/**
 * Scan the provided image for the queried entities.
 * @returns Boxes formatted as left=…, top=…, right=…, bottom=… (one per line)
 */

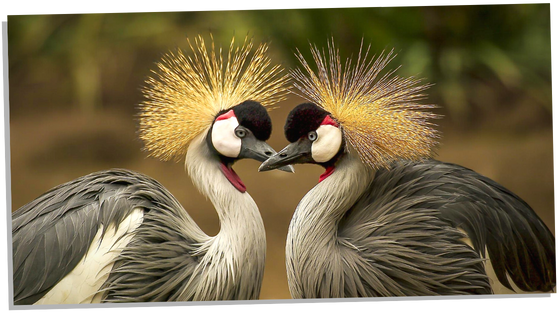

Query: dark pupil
left=236, top=129, right=246, bottom=138
left=308, top=131, right=317, bottom=141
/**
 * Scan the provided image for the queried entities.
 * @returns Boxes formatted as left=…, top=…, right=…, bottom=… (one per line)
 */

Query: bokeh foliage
left=8, top=4, right=551, bottom=131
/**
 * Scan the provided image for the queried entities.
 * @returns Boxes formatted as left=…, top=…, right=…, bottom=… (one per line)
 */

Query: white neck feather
left=186, top=132, right=264, bottom=232
left=286, top=153, right=373, bottom=298
left=290, top=153, right=373, bottom=231
left=184, top=131, right=266, bottom=299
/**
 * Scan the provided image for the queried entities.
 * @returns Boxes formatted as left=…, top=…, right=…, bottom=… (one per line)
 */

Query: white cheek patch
left=311, top=124, right=342, bottom=163
left=211, top=116, right=242, bottom=158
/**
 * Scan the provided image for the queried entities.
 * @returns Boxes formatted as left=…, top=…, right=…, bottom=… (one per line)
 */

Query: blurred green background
left=8, top=4, right=553, bottom=300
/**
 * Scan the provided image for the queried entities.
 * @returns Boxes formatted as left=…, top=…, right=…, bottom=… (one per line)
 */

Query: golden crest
left=291, top=38, right=439, bottom=169
left=139, top=35, right=290, bottom=161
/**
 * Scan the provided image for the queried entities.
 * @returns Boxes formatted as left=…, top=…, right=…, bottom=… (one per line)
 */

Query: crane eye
left=235, top=128, right=247, bottom=138
left=308, top=131, right=318, bottom=141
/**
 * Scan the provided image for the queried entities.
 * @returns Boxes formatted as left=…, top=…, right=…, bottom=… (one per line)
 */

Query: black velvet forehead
left=231, top=100, right=272, bottom=141
left=284, top=103, right=330, bottom=142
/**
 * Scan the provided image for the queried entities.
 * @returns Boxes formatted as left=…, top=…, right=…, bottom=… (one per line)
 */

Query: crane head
left=138, top=35, right=290, bottom=163
left=276, top=38, right=439, bottom=171
left=210, top=100, right=294, bottom=192
left=258, top=102, right=342, bottom=180
left=261, top=38, right=441, bottom=181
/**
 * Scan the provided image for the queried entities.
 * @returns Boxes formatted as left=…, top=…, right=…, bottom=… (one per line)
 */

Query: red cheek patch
left=321, top=115, right=339, bottom=127
left=216, top=109, right=236, bottom=121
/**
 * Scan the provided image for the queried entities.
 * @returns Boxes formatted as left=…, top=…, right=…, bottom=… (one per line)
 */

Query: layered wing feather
left=338, top=159, right=555, bottom=295
left=12, top=169, right=206, bottom=304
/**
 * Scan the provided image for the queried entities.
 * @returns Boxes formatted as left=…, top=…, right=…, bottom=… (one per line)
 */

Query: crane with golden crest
left=260, top=39, right=556, bottom=297
left=12, top=35, right=291, bottom=305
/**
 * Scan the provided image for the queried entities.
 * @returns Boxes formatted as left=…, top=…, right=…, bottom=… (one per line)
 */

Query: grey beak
left=259, top=141, right=311, bottom=172
left=259, top=140, right=313, bottom=172
left=277, top=164, right=295, bottom=173
left=239, top=137, right=294, bottom=173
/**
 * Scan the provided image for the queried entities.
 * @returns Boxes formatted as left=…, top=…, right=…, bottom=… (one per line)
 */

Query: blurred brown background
left=7, top=4, right=553, bottom=300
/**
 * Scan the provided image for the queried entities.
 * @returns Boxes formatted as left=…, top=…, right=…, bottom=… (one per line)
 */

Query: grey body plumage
left=284, top=155, right=555, bottom=298
left=12, top=169, right=193, bottom=304
left=12, top=119, right=274, bottom=304
left=12, top=164, right=265, bottom=304
left=12, top=36, right=290, bottom=305
left=260, top=99, right=555, bottom=298
left=259, top=42, right=556, bottom=298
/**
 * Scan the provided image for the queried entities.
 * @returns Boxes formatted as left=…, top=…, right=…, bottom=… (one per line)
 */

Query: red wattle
left=319, top=165, right=336, bottom=183
left=220, top=163, right=247, bottom=193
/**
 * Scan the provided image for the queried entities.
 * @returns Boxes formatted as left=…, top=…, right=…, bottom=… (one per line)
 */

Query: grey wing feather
left=420, top=160, right=556, bottom=292
left=338, top=159, right=555, bottom=296
left=12, top=169, right=206, bottom=305
left=94, top=171, right=209, bottom=302
left=99, top=183, right=209, bottom=302
left=13, top=176, right=106, bottom=305
left=339, top=192, right=490, bottom=296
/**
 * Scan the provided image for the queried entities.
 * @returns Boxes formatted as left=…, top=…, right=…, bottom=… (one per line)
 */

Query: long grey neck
left=185, top=133, right=265, bottom=236
left=290, top=153, right=373, bottom=236
left=184, top=132, right=266, bottom=299
left=286, top=153, right=373, bottom=298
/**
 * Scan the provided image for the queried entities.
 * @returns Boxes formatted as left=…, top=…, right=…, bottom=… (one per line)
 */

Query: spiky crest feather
left=290, top=38, right=439, bottom=169
left=139, top=35, right=290, bottom=161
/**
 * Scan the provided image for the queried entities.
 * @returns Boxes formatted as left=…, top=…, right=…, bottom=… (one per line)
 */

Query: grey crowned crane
left=11, top=35, right=291, bottom=305
left=259, top=40, right=556, bottom=298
